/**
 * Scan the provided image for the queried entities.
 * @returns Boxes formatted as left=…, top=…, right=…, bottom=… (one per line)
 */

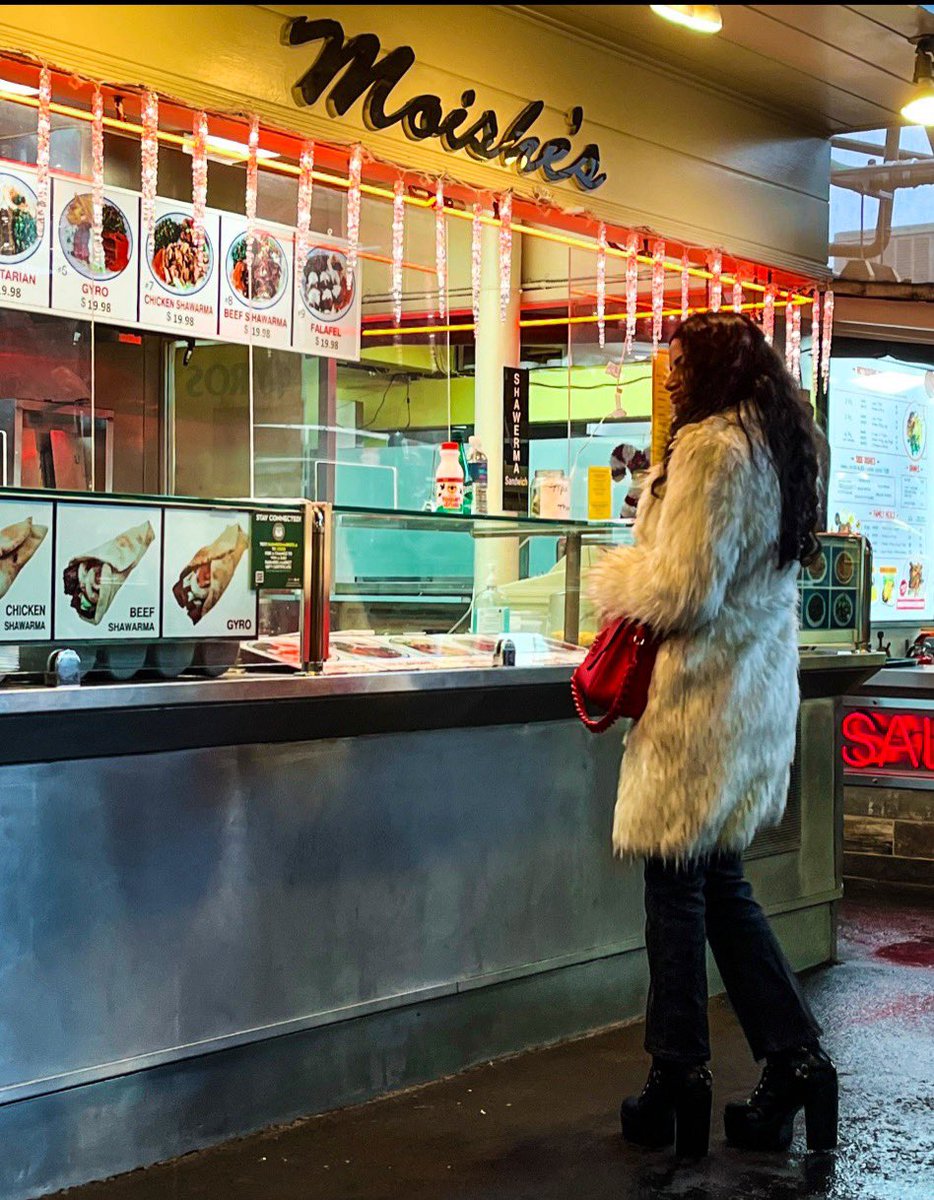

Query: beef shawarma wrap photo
left=63, top=520, right=155, bottom=624
left=0, top=517, right=48, bottom=598
left=172, top=523, right=248, bottom=625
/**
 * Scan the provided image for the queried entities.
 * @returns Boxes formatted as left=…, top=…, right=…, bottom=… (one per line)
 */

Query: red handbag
left=571, top=617, right=660, bottom=733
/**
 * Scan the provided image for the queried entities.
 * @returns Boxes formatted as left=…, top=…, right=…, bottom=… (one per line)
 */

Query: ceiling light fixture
left=650, top=5, right=723, bottom=34
left=901, top=36, right=934, bottom=125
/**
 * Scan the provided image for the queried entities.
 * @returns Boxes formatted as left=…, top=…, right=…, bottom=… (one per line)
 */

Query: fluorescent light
left=650, top=5, right=722, bottom=34
left=902, top=81, right=934, bottom=125
left=183, top=134, right=279, bottom=162
left=0, top=78, right=40, bottom=97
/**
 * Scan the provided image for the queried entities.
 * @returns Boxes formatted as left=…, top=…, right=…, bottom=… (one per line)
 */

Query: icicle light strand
left=392, top=178, right=405, bottom=327
left=624, top=232, right=639, bottom=358
left=245, top=115, right=260, bottom=313
left=346, top=145, right=363, bottom=276
left=596, top=222, right=607, bottom=349
left=784, top=300, right=795, bottom=374
left=763, top=284, right=776, bottom=345
left=90, top=87, right=105, bottom=273
left=652, top=239, right=665, bottom=355
left=732, top=270, right=743, bottom=314
left=791, top=305, right=802, bottom=382
left=498, top=192, right=512, bottom=323
left=296, top=141, right=314, bottom=270
left=191, top=111, right=208, bottom=252
left=435, top=179, right=447, bottom=322
left=681, top=252, right=690, bottom=322
left=36, top=67, right=51, bottom=239
left=710, top=250, right=722, bottom=313
left=140, top=91, right=159, bottom=239
left=821, top=290, right=835, bottom=389
left=471, top=202, right=482, bottom=333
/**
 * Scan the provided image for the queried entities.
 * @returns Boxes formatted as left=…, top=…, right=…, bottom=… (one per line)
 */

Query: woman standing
left=589, top=312, right=836, bottom=1158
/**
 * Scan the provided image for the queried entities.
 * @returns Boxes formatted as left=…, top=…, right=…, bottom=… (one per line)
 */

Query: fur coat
left=588, top=412, right=799, bottom=860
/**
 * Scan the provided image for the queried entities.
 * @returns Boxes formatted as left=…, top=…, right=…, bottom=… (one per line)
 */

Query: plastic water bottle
left=467, top=436, right=489, bottom=514
left=472, top=568, right=511, bottom=634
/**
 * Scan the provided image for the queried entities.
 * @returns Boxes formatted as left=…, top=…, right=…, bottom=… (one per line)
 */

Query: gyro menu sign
left=162, top=508, right=255, bottom=639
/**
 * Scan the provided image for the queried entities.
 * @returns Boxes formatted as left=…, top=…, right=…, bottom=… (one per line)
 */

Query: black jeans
left=643, top=853, right=822, bottom=1063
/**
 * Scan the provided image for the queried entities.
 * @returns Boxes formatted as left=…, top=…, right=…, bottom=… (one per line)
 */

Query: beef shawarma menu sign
left=0, top=160, right=361, bottom=361
left=0, top=493, right=305, bottom=644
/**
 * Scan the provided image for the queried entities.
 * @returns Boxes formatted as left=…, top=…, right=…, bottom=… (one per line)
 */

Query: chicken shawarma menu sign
left=0, top=492, right=306, bottom=644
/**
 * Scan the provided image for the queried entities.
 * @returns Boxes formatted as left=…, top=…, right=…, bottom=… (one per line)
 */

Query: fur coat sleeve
left=588, top=417, right=755, bottom=636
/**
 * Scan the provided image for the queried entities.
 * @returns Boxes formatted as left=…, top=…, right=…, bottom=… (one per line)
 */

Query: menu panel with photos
left=827, top=357, right=934, bottom=623
left=51, top=177, right=140, bottom=324
left=0, top=164, right=51, bottom=311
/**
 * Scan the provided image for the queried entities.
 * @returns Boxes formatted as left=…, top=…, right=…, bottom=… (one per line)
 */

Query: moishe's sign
left=285, top=17, right=607, bottom=191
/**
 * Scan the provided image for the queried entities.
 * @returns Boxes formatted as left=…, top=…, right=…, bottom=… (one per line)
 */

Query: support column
left=473, top=218, right=521, bottom=588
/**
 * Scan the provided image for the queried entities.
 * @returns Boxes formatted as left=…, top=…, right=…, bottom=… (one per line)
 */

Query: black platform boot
left=724, top=1046, right=838, bottom=1152
left=621, top=1059, right=713, bottom=1157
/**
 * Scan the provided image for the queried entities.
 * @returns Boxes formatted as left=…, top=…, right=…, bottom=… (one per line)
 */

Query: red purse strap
left=570, top=672, right=625, bottom=733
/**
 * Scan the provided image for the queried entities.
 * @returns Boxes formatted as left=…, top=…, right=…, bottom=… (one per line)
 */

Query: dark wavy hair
left=654, top=311, right=819, bottom=568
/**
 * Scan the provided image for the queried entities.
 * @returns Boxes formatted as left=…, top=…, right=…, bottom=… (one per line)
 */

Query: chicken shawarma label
left=0, top=500, right=54, bottom=640
left=139, top=200, right=221, bottom=339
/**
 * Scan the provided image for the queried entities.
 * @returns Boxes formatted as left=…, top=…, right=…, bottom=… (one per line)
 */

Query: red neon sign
left=841, top=709, right=934, bottom=775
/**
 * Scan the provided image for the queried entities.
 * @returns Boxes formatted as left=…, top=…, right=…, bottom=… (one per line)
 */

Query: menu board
left=54, top=501, right=162, bottom=641
left=51, top=177, right=140, bottom=324
left=0, top=160, right=361, bottom=361
left=292, top=234, right=361, bottom=362
left=218, top=215, right=293, bottom=350
left=827, top=358, right=934, bottom=622
left=0, top=498, right=54, bottom=640
left=162, top=507, right=256, bottom=639
left=138, top=199, right=220, bottom=338
left=0, top=164, right=51, bottom=311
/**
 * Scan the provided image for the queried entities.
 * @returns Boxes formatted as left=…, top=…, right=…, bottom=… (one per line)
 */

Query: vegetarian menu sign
left=0, top=494, right=304, bottom=644
left=827, top=360, right=934, bottom=623
left=0, top=162, right=361, bottom=360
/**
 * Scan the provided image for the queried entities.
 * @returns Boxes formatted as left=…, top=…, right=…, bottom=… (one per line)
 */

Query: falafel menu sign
left=0, top=161, right=361, bottom=361
left=0, top=492, right=306, bottom=644
left=284, top=17, right=607, bottom=191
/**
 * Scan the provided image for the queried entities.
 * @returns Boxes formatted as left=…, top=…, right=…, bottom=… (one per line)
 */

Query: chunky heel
left=804, top=1075, right=838, bottom=1152
left=675, top=1087, right=711, bottom=1158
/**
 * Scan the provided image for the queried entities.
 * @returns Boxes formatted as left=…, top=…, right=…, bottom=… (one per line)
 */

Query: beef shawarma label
left=0, top=499, right=54, bottom=642
left=218, top=215, right=293, bottom=351
left=162, top=507, right=256, bottom=639
left=54, top=502, right=162, bottom=641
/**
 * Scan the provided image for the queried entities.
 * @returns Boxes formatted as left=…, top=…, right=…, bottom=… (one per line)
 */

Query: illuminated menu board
left=827, top=357, right=934, bottom=623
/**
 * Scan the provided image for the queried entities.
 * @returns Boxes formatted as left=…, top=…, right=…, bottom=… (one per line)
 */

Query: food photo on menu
left=301, top=247, right=355, bottom=320
left=172, top=522, right=248, bottom=625
left=62, top=520, right=155, bottom=625
left=0, top=174, right=39, bottom=260
left=0, top=516, right=47, bottom=598
left=228, top=232, right=287, bottom=306
left=150, top=214, right=210, bottom=292
left=59, top=192, right=132, bottom=278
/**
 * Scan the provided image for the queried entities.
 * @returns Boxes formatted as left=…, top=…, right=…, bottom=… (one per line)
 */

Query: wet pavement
left=62, top=880, right=933, bottom=1200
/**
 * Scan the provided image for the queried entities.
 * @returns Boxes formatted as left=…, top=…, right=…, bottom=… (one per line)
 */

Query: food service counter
left=0, top=650, right=882, bottom=1199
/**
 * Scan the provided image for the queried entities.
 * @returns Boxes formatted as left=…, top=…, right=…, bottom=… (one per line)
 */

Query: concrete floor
left=62, top=881, right=933, bottom=1200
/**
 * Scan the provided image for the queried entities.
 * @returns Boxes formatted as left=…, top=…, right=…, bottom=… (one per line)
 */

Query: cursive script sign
left=285, top=17, right=607, bottom=191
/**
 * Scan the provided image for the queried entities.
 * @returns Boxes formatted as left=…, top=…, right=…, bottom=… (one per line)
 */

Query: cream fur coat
left=588, top=412, right=799, bottom=860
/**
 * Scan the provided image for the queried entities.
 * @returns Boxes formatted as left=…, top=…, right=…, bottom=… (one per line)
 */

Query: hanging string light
left=680, top=251, right=690, bottom=322
left=811, top=292, right=821, bottom=381
left=296, top=141, right=314, bottom=270
left=434, top=179, right=447, bottom=322
left=624, top=232, right=639, bottom=358
left=784, top=300, right=796, bottom=374
left=35, top=66, right=51, bottom=239
left=471, top=201, right=483, bottom=333
left=140, top=91, right=159, bottom=240
left=90, top=86, right=105, bottom=274
left=791, top=305, right=802, bottom=382
left=346, top=144, right=363, bottom=277
left=821, top=290, right=835, bottom=390
left=191, top=110, right=208, bottom=252
left=763, top=283, right=776, bottom=345
left=732, top=268, right=743, bottom=314
left=596, top=221, right=607, bottom=349
left=498, top=192, right=513, bottom=322
left=652, top=238, right=665, bottom=355
left=245, top=115, right=259, bottom=309
left=392, top=177, right=405, bottom=327
left=709, top=249, right=722, bottom=313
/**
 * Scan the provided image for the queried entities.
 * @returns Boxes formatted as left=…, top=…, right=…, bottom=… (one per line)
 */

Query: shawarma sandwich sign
left=284, top=16, right=607, bottom=191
